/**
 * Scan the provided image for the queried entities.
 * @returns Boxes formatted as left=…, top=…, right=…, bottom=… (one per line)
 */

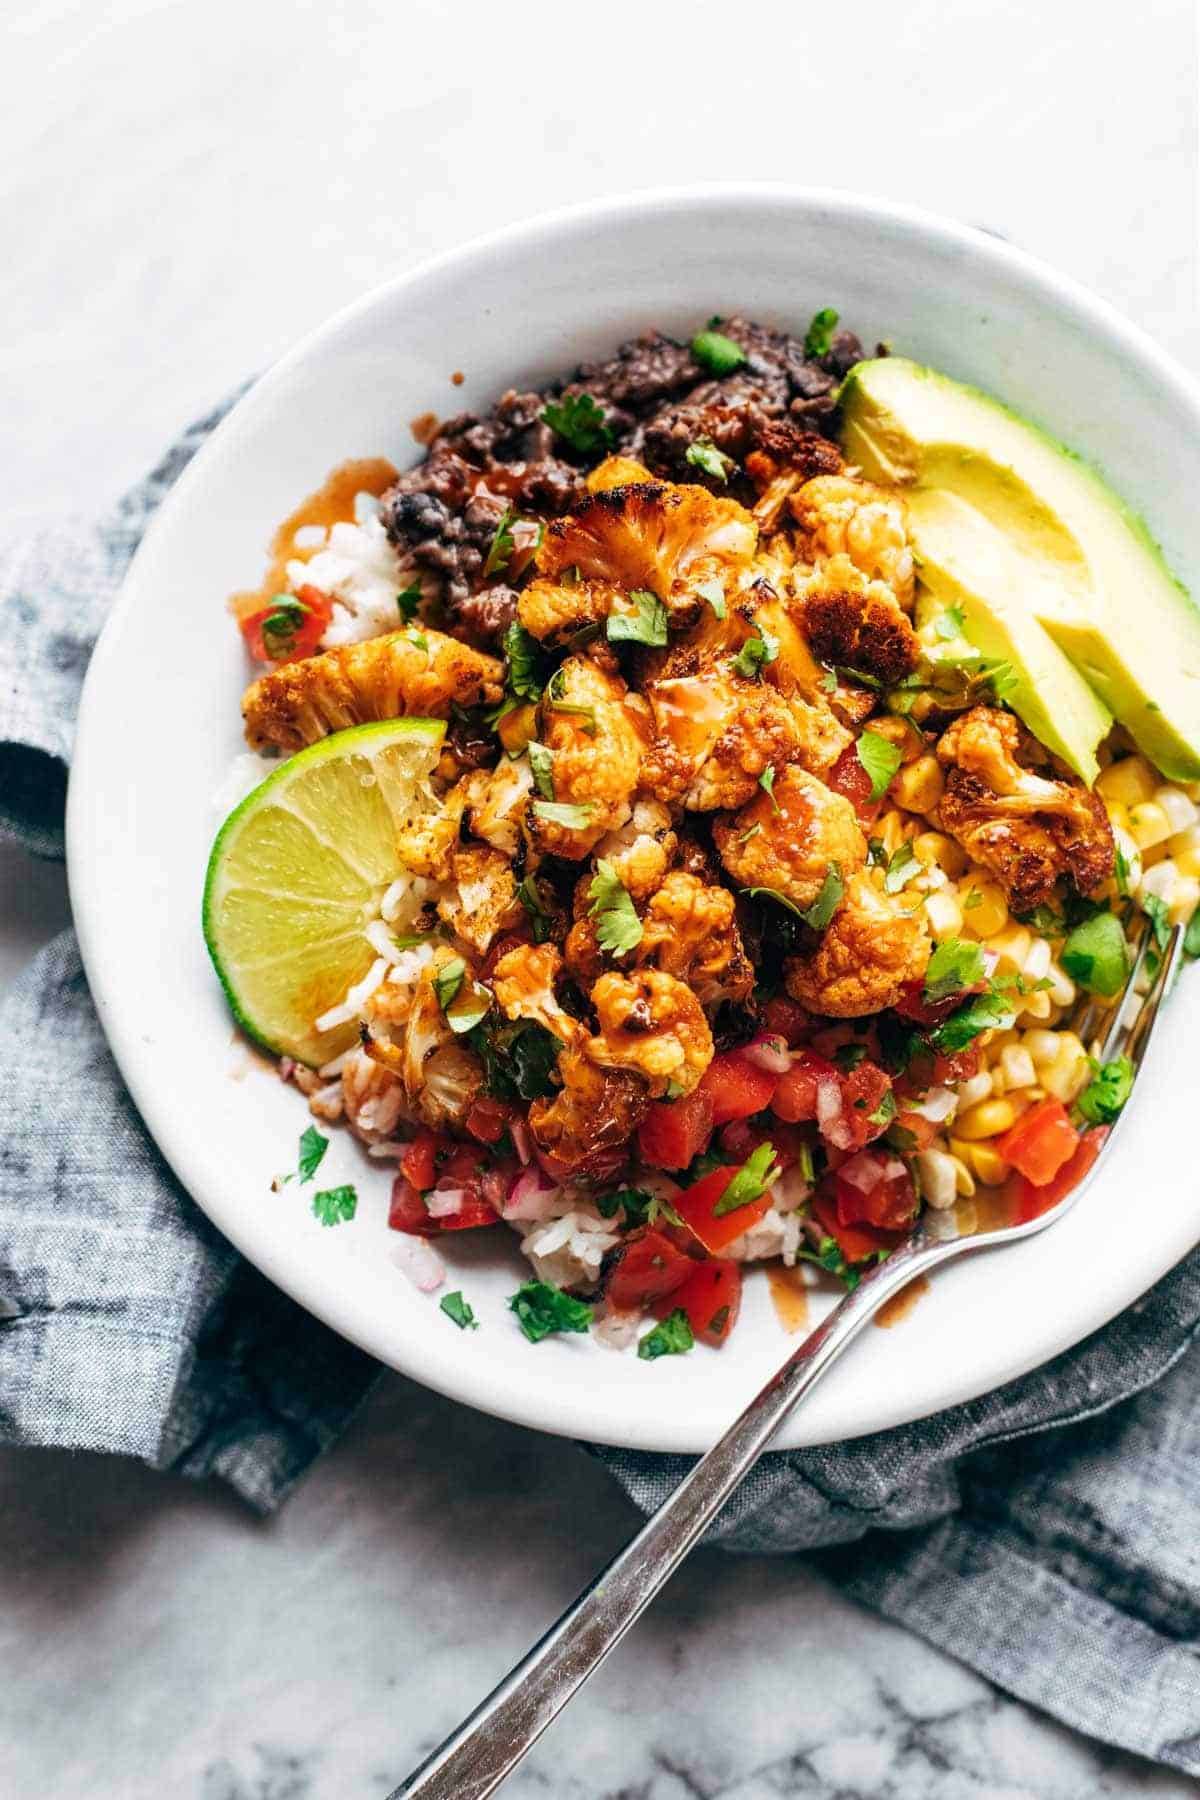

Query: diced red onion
left=839, top=1151, right=885, bottom=1192
left=510, top=1117, right=533, bottom=1165
left=908, top=1085, right=957, bottom=1123
left=425, top=1186, right=467, bottom=1219
left=278, top=1057, right=296, bottom=1083
left=741, top=1033, right=791, bottom=1074
left=504, top=1165, right=562, bottom=1221
left=393, top=1234, right=445, bottom=1292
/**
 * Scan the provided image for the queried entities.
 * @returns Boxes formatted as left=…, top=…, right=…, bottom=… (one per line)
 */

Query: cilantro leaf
left=820, top=667, right=838, bottom=693
left=1142, top=893, right=1171, bottom=953
left=856, top=729, right=903, bottom=803
left=637, top=1308, right=695, bottom=1361
left=884, top=841, right=921, bottom=894
left=924, top=938, right=986, bottom=1004
left=596, top=1188, right=684, bottom=1228
left=607, top=589, right=669, bottom=648
left=868, top=1089, right=898, bottom=1127
left=396, top=582, right=422, bottom=622
left=1114, top=842, right=1132, bottom=899
left=433, top=958, right=466, bottom=1013
left=743, top=885, right=803, bottom=916
left=1076, top=1055, right=1134, bottom=1125
left=803, top=306, right=839, bottom=359
left=502, top=620, right=547, bottom=705
left=696, top=577, right=726, bottom=620
left=516, top=874, right=555, bottom=943
left=933, top=605, right=965, bottom=640
left=712, top=1142, right=781, bottom=1216
left=588, top=858, right=644, bottom=955
left=440, top=1291, right=479, bottom=1330
left=1020, top=903, right=1067, bottom=937
left=759, top=766, right=780, bottom=812
left=686, top=439, right=734, bottom=482
left=311, top=1184, right=357, bottom=1227
left=931, top=989, right=1016, bottom=1053
left=471, top=1019, right=562, bottom=1101
left=259, top=594, right=309, bottom=658
left=532, top=799, right=596, bottom=830
left=691, top=329, right=746, bottom=375
left=296, top=1125, right=328, bottom=1184
left=733, top=619, right=779, bottom=680
left=801, top=862, right=845, bottom=931
left=509, top=1280, right=593, bottom=1343
left=483, top=506, right=517, bottom=578
left=540, top=392, right=613, bottom=456
left=527, top=740, right=555, bottom=800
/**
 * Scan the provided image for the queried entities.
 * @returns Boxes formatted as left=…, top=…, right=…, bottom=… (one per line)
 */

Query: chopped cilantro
left=471, top=1018, right=561, bottom=1101
left=884, top=841, right=921, bottom=895
left=296, top=1125, right=328, bottom=1184
left=533, top=798, right=596, bottom=830
left=502, top=620, right=547, bottom=702
left=803, top=307, right=839, bottom=359
left=516, top=874, right=555, bottom=943
left=432, top=958, right=466, bottom=1012
left=759, top=766, right=780, bottom=811
left=509, top=1280, right=593, bottom=1343
left=963, top=888, right=983, bottom=911
left=1061, top=911, right=1130, bottom=996
left=396, top=582, right=422, bottom=622
left=407, top=627, right=429, bottom=654
left=1114, top=843, right=1132, bottom=899
left=868, top=1089, right=898, bottom=1127
left=931, top=989, right=1016, bottom=1053
left=738, top=823, right=763, bottom=846
left=1020, top=903, right=1067, bottom=937
left=686, top=439, right=734, bottom=482
left=933, top=606, right=965, bottom=640
left=712, top=1142, right=781, bottom=1217
left=637, top=1308, right=695, bottom=1361
left=691, top=329, right=746, bottom=375
left=540, top=391, right=613, bottom=456
left=1142, top=893, right=1171, bottom=953
left=924, top=938, right=986, bottom=1004
left=835, top=1043, right=868, bottom=1072
left=483, top=506, right=517, bottom=578
left=545, top=663, right=598, bottom=730
left=1076, top=1055, right=1134, bottom=1125
left=801, top=862, right=845, bottom=931
left=440, top=1291, right=479, bottom=1330
left=696, top=576, right=727, bottom=620
left=588, top=859, right=644, bottom=956
left=595, top=1188, right=683, bottom=1227
left=856, top=729, right=903, bottom=803
left=259, top=594, right=309, bottom=657
left=311, top=1184, right=357, bottom=1227
left=820, top=668, right=838, bottom=693
left=607, top=589, right=669, bottom=648
left=733, top=619, right=779, bottom=681
left=527, top=740, right=556, bottom=800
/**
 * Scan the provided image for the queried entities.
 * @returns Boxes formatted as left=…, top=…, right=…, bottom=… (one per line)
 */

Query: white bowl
left=68, top=186, right=1200, bottom=1452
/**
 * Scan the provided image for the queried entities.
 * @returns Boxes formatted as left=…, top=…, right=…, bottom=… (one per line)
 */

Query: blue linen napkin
left=3, top=398, right=1200, bottom=1771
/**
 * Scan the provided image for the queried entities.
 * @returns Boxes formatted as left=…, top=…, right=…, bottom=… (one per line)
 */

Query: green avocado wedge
left=203, top=717, right=446, bottom=1067
left=841, top=357, right=1200, bottom=781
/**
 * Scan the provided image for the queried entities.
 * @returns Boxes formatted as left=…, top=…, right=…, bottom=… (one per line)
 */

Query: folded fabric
left=2, top=396, right=1199, bottom=1773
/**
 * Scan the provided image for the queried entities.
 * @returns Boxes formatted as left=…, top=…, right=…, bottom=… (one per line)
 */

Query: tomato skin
left=400, top=1130, right=442, bottom=1194
left=811, top=1185, right=906, bottom=1263
left=240, top=584, right=333, bottom=663
left=998, top=1097, right=1080, bottom=1187
left=698, top=1049, right=780, bottom=1126
left=638, top=1089, right=714, bottom=1171
left=465, top=1096, right=516, bottom=1145
left=834, top=1150, right=918, bottom=1231
left=892, top=1108, right=938, bottom=1151
left=388, top=1177, right=431, bottom=1235
left=771, top=1052, right=838, bottom=1123
left=835, top=1061, right=894, bottom=1152
left=652, top=1259, right=742, bottom=1346
left=391, top=1137, right=502, bottom=1233
left=718, top=1117, right=812, bottom=1174
left=676, top=1166, right=774, bottom=1255
left=762, top=996, right=812, bottom=1047
left=826, top=741, right=880, bottom=823
left=605, top=1228, right=695, bottom=1311
left=1012, top=1126, right=1108, bottom=1222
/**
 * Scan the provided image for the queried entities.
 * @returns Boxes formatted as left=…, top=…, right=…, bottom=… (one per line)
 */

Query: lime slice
left=203, top=718, right=446, bottom=1066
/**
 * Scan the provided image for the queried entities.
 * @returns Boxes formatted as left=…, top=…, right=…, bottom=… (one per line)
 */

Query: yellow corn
left=954, top=1097, right=1019, bottom=1140
left=1128, top=801, right=1172, bottom=851
left=923, top=890, right=963, bottom=937
left=914, top=831, right=968, bottom=877
left=989, top=924, right=1033, bottom=975
left=1170, top=876, right=1200, bottom=927
left=968, top=1142, right=1012, bottom=1186
left=892, top=754, right=944, bottom=816
left=1097, top=756, right=1158, bottom=809
left=1023, top=1028, right=1062, bottom=1068
left=959, top=877, right=1008, bottom=938
left=1019, top=989, right=1053, bottom=1022
left=1156, top=786, right=1199, bottom=835
left=1040, top=1035, right=1091, bottom=1104
left=956, top=1071, right=993, bottom=1111
left=950, top=1154, right=976, bottom=1197
left=876, top=808, right=911, bottom=856
left=497, top=702, right=538, bottom=756
left=1001, top=1044, right=1037, bottom=1090
left=1044, top=963, right=1077, bottom=1008
left=1103, top=799, right=1131, bottom=834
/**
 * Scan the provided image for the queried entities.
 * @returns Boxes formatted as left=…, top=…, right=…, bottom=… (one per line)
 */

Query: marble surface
left=1, top=1, right=1197, bottom=1794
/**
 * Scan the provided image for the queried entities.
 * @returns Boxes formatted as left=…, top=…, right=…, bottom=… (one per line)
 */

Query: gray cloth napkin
left=4, top=399, right=1200, bottom=1773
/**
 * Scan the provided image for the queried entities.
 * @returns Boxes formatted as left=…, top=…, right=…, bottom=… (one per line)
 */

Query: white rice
left=288, top=512, right=421, bottom=648
left=315, top=956, right=388, bottom=1033
left=517, top=1207, right=622, bottom=1291
left=292, top=524, right=328, bottom=551
left=318, top=1048, right=353, bottom=1078
left=387, top=943, right=436, bottom=987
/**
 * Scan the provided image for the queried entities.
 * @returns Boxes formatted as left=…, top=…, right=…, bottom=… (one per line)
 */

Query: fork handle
left=387, top=1234, right=943, bottom=1800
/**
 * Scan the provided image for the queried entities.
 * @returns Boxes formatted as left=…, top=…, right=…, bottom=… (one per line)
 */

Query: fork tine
left=1122, top=923, right=1185, bottom=1070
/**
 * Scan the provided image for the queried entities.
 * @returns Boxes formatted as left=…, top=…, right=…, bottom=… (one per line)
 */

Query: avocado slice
left=841, top=357, right=1200, bottom=780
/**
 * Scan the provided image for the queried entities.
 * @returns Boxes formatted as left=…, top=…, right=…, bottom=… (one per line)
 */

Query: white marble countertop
left=2, top=1, right=1197, bottom=1793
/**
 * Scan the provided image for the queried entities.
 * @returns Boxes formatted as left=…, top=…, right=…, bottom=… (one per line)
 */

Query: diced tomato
left=676, top=1164, right=774, bottom=1255
left=762, top=996, right=812, bottom=1047
left=998, top=1097, right=1080, bottom=1187
left=826, top=741, right=880, bottom=823
left=835, top=1061, right=895, bottom=1152
left=811, top=1185, right=907, bottom=1264
left=718, top=1117, right=813, bottom=1176
left=1012, top=1126, right=1109, bottom=1223
left=771, top=1051, right=838, bottom=1123
left=638, top=1088, right=714, bottom=1171
left=391, top=1137, right=502, bottom=1233
left=388, top=1177, right=431, bottom=1235
left=400, top=1129, right=442, bottom=1194
left=834, top=1149, right=918, bottom=1231
left=891, top=1108, right=938, bottom=1151
left=697, top=1048, right=780, bottom=1126
left=652, top=1259, right=742, bottom=1346
left=240, top=584, right=334, bottom=663
left=933, top=1045, right=981, bottom=1086
left=605, top=1228, right=695, bottom=1311
left=465, top=1096, right=516, bottom=1145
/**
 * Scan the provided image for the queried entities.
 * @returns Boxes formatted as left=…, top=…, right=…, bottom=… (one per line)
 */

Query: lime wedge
left=203, top=718, right=445, bottom=1066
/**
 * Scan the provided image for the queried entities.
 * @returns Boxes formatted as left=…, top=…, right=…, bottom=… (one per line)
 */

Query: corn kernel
left=956, top=1071, right=993, bottom=1111
left=877, top=809, right=910, bottom=856
left=955, top=1097, right=1019, bottom=1140
left=1041, top=1041, right=1091, bottom=1104
left=923, top=890, right=963, bottom=937
left=913, top=831, right=968, bottom=877
left=1023, top=1029, right=1062, bottom=1068
left=1097, top=756, right=1157, bottom=808
left=989, top=1064, right=1006, bottom=1095
left=1044, top=963, right=1076, bottom=1008
left=1019, top=989, right=1053, bottom=1021
left=959, top=877, right=1008, bottom=938
left=1156, top=787, right=1199, bottom=835
left=1169, top=876, right=1200, bottom=927
left=950, top=1155, right=976, bottom=1197
left=1023, top=937, right=1052, bottom=983
left=916, top=1148, right=958, bottom=1210
left=892, top=754, right=944, bottom=816
left=1103, top=800, right=1131, bottom=834
left=1001, top=1044, right=1037, bottom=1089
left=1175, top=846, right=1200, bottom=879
left=989, top=925, right=1032, bottom=976
left=1139, top=859, right=1181, bottom=908
left=968, top=1143, right=1012, bottom=1186
left=1128, top=801, right=1172, bottom=851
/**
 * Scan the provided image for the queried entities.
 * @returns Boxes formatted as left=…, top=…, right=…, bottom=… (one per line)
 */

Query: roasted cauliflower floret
left=459, top=756, right=534, bottom=859
left=527, top=1046, right=648, bottom=1183
left=242, top=627, right=504, bottom=752
left=393, top=781, right=466, bottom=881
left=713, top=765, right=867, bottom=909
left=936, top=707, right=1115, bottom=910
left=783, top=872, right=931, bottom=1017
left=492, top=943, right=585, bottom=1047
left=360, top=950, right=484, bottom=1128
left=536, top=481, right=756, bottom=622
left=586, top=969, right=714, bottom=1097
left=790, top=474, right=915, bottom=610
left=587, top=454, right=655, bottom=493
left=744, top=422, right=845, bottom=531
left=593, top=799, right=679, bottom=901
left=435, top=845, right=523, bottom=955
left=527, top=657, right=649, bottom=857
left=793, top=562, right=920, bottom=687
left=517, top=574, right=625, bottom=646
left=637, top=872, right=754, bottom=1009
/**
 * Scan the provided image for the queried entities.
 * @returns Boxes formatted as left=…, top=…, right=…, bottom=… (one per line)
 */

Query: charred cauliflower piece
left=537, top=481, right=756, bottom=622
left=784, top=872, right=931, bottom=1018
left=793, top=563, right=920, bottom=688
left=593, top=799, right=679, bottom=900
left=586, top=969, right=714, bottom=1097
left=242, top=628, right=504, bottom=752
left=713, top=765, right=867, bottom=910
left=492, top=943, right=586, bottom=1047
left=517, top=574, right=625, bottom=646
left=527, top=1046, right=648, bottom=1183
left=459, top=757, right=534, bottom=860
left=790, top=473, right=915, bottom=610
left=360, top=949, right=484, bottom=1128
left=528, top=656, right=649, bottom=858
left=936, top=707, right=1115, bottom=910
left=587, top=454, right=655, bottom=493
left=436, top=844, right=522, bottom=955
left=637, top=871, right=753, bottom=1010
left=744, top=421, right=845, bottom=531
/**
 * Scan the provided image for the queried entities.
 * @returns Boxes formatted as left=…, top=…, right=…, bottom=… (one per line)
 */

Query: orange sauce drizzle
left=766, top=1266, right=811, bottom=1334
left=874, top=1273, right=931, bottom=1329
left=227, top=456, right=398, bottom=624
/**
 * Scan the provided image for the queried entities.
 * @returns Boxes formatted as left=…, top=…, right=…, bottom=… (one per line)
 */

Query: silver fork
left=390, top=921, right=1184, bottom=1800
